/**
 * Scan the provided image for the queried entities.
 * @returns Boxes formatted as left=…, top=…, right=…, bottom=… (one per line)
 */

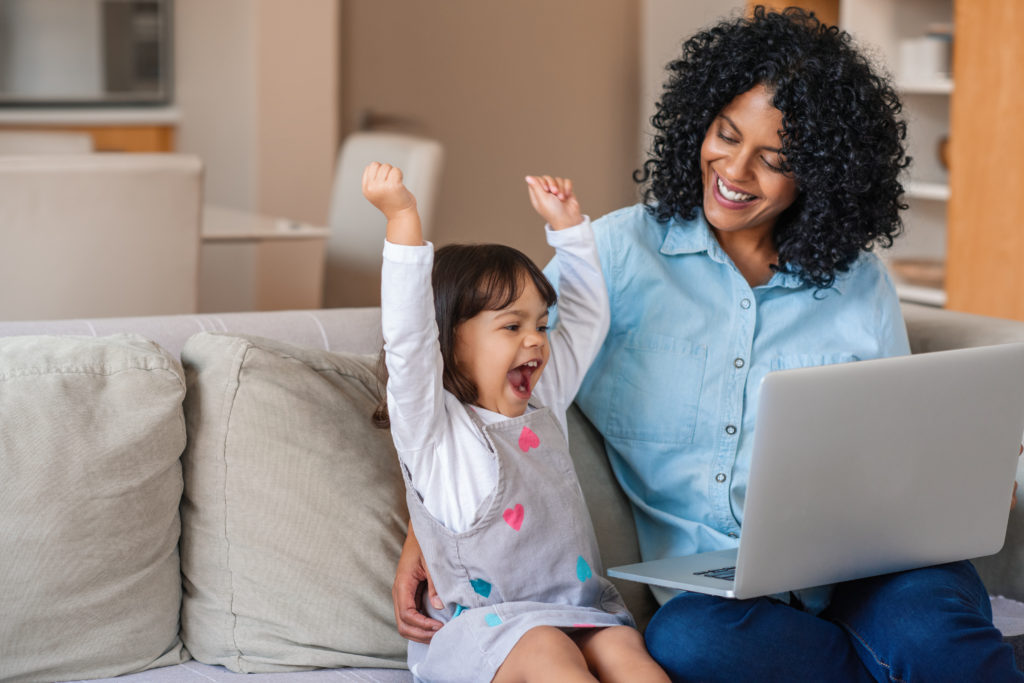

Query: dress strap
left=460, top=400, right=547, bottom=452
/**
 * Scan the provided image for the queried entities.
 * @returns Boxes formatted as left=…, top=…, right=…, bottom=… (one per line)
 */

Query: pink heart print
left=503, top=503, right=524, bottom=531
left=518, top=426, right=540, bottom=452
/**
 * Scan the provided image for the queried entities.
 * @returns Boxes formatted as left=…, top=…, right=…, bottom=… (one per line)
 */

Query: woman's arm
left=392, top=523, right=443, bottom=642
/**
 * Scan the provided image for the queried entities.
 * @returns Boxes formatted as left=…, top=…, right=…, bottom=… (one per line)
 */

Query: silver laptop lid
left=732, top=342, right=1024, bottom=599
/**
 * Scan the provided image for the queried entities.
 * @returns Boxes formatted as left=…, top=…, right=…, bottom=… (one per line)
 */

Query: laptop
left=608, top=342, right=1024, bottom=600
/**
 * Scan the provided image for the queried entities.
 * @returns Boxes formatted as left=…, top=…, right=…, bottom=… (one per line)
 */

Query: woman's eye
left=717, top=131, right=738, bottom=144
left=761, top=156, right=785, bottom=173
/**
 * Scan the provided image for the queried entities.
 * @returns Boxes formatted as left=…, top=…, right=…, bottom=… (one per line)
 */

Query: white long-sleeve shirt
left=380, top=220, right=609, bottom=532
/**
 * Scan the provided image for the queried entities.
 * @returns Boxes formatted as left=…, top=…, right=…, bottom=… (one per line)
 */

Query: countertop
left=0, top=107, right=181, bottom=126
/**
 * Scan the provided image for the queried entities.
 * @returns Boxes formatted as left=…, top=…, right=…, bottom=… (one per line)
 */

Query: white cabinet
left=840, top=0, right=953, bottom=307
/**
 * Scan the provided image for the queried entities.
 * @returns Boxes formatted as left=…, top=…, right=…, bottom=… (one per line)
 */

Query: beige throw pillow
left=178, top=333, right=408, bottom=673
left=0, top=334, right=189, bottom=683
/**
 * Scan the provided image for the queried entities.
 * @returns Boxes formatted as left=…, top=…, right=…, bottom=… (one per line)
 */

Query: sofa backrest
left=7, top=303, right=1024, bottom=360
left=0, top=307, right=384, bottom=358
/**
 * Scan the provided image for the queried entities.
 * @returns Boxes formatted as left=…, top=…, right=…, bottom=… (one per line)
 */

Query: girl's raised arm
left=524, top=175, right=610, bottom=413
left=362, top=162, right=423, bottom=246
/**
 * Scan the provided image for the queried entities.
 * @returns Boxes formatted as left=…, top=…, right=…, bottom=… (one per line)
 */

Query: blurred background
left=2, top=0, right=1021, bottom=320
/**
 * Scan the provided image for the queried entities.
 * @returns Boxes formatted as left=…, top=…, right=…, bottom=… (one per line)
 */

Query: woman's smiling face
left=700, top=85, right=799, bottom=239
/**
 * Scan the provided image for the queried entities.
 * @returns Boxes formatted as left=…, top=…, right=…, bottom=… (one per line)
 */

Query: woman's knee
left=834, top=561, right=990, bottom=624
left=644, top=593, right=749, bottom=670
left=831, top=562, right=1018, bottom=681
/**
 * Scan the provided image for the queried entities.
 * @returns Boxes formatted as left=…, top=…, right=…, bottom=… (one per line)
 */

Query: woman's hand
left=526, top=175, right=583, bottom=230
left=393, top=522, right=443, bottom=643
left=1012, top=444, right=1022, bottom=512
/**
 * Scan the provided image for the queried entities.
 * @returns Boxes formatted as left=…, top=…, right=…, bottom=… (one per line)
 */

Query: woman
left=395, top=7, right=1022, bottom=680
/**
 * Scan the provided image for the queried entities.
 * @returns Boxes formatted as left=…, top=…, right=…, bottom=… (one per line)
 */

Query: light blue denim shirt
left=547, top=204, right=910, bottom=612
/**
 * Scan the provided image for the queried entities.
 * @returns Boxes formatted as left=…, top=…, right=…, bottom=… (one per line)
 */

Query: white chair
left=0, top=130, right=94, bottom=154
left=323, top=131, right=443, bottom=308
left=0, top=153, right=203, bottom=320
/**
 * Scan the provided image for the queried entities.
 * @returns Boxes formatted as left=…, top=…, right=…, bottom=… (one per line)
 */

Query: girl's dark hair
left=635, top=5, right=909, bottom=289
left=373, top=243, right=557, bottom=428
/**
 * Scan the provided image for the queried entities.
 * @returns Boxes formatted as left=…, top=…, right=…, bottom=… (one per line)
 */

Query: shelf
left=0, top=107, right=181, bottom=126
left=906, top=181, right=951, bottom=201
left=896, top=282, right=947, bottom=308
left=897, top=79, right=954, bottom=95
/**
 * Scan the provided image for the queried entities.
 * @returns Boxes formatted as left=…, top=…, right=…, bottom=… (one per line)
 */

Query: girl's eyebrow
left=494, top=308, right=549, bottom=320
left=718, top=113, right=783, bottom=154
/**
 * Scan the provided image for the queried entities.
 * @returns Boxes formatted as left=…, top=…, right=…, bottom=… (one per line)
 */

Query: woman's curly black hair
left=636, top=5, right=909, bottom=289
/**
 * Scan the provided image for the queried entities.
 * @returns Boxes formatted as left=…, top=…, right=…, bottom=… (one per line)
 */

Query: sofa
left=1, top=302, right=1023, bottom=682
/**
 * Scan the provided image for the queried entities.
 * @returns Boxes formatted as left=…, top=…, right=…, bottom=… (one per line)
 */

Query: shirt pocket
left=769, top=353, right=860, bottom=372
left=605, top=331, right=707, bottom=444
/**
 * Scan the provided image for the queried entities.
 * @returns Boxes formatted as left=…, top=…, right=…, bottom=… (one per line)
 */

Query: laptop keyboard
left=695, top=566, right=736, bottom=581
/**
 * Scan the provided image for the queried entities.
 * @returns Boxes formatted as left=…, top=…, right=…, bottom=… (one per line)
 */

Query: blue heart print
left=485, top=613, right=503, bottom=627
left=576, top=556, right=592, bottom=582
left=470, top=578, right=492, bottom=598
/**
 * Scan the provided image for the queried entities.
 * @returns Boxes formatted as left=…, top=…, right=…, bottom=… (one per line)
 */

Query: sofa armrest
left=901, top=303, right=1024, bottom=602
left=902, top=302, right=1024, bottom=353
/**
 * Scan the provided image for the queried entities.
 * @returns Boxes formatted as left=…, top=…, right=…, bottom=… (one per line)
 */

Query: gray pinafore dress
left=404, top=402, right=634, bottom=683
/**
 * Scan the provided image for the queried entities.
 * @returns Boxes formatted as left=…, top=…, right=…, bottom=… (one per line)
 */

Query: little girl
left=363, top=162, right=667, bottom=683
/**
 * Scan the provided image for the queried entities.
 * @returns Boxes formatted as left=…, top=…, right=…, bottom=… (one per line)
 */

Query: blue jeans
left=644, top=561, right=1022, bottom=682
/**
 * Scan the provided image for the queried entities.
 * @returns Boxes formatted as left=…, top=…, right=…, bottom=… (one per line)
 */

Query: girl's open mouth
left=507, top=360, right=539, bottom=399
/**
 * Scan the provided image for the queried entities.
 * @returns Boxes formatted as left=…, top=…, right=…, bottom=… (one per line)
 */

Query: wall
left=175, top=0, right=338, bottom=224
left=340, top=0, right=641, bottom=266
left=639, top=1, right=745, bottom=166
left=175, top=0, right=257, bottom=211
left=255, top=0, right=339, bottom=225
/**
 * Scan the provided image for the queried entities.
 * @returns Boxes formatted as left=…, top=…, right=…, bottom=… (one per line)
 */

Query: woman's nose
left=723, top=148, right=754, bottom=181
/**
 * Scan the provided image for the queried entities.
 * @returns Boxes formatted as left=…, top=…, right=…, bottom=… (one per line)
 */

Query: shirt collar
left=658, top=209, right=808, bottom=291
left=658, top=209, right=718, bottom=257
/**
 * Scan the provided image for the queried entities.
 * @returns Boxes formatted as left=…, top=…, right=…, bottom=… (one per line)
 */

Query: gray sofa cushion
left=178, top=333, right=408, bottom=673
left=0, top=334, right=188, bottom=682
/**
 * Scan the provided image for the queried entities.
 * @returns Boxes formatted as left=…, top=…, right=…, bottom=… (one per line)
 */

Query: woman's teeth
left=717, top=177, right=755, bottom=202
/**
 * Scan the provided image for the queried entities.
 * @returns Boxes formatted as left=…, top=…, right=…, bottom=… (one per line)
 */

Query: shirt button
left=733, top=357, right=745, bottom=369
left=740, top=298, right=751, bottom=309
left=715, top=473, right=727, bottom=483
left=725, top=424, right=737, bottom=435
